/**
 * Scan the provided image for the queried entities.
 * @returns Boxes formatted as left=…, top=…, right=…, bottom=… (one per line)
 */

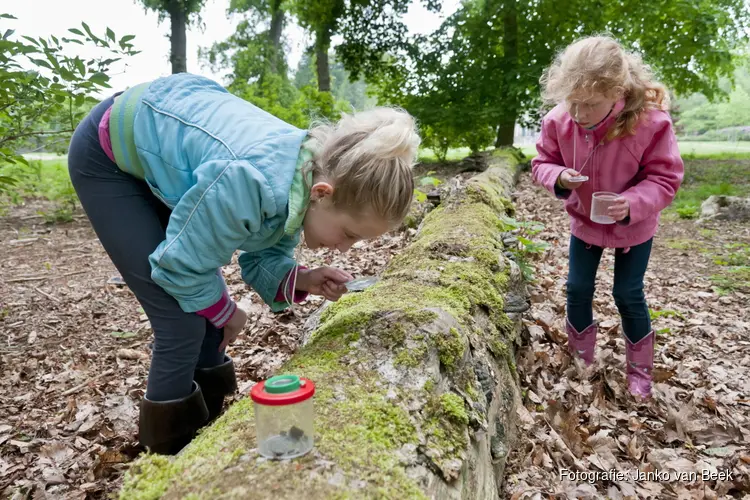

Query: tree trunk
left=495, top=117, right=517, bottom=148
left=120, top=152, right=529, bottom=499
left=315, top=27, right=332, bottom=92
left=495, top=0, right=519, bottom=147
left=168, top=0, right=188, bottom=74
left=268, top=0, right=284, bottom=74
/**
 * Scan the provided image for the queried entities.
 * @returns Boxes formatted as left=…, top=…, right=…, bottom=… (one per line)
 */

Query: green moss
left=436, top=327, right=465, bottom=370
left=466, top=382, right=479, bottom=402
left=439, top=393, right=469, bottom=425
left=422, top=392, right=469, bottom=474
left=465, top=183, right=513, bottom=219
left=394, top=345, right=428, bottom=368
left=120, top=398, right=253, bottom=499
left=423, top=379, right=435, bottom=393
left=489, top=338, right=509, bottom=359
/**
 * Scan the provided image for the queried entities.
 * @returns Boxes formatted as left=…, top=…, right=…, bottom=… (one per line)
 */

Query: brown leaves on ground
left=0, top=200, right=412, bottom=498
left=504, top=173, right=750, bottom=499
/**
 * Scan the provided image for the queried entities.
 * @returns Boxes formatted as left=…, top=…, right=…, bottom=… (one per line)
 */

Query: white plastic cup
left=590, top=192, right=620, bottom=224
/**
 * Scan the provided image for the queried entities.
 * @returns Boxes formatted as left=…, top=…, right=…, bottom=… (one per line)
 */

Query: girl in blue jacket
left=68, top=73, right=420, bottom=454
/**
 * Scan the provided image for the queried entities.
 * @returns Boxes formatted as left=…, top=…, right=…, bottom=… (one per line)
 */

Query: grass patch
left=677, top=141, right=750, bottom=159
left=418, top=147, right=472, bottom=163
left=668, top=159, right=750, bottom=219
left=665, top=239, right=707, bottom=252
left=649, top=308, right=685, bottom=321
left=0, top=157, right=78, bottom=219
left=711, top=266, right=750, bottom=294
left=518, top=141, right=750, bottom=161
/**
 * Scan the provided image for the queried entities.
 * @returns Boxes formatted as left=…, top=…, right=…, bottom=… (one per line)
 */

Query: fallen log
left=120, top=149, right=527, bottom=499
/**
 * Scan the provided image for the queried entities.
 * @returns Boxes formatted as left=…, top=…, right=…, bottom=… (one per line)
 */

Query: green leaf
left=109, top=331, right=138, bottom=339
left=0, top=175, right=17, bottom=186
left=68, top=28, right=85, bottom=36
left=75, top=58, right=86, bottom=76
left=119, top=34, right=136, bottom=48
left=419, top=176, right=442, bottom=187
left=21, top=35, right=40, bottom=46
left=0, top=14, right=18, bottom=19
left=80, top=22, right=99, bottom=43
left=106, top=28, right=116, bottom=41
left=28, top=58, right=53, bottom=70
left=58, top=68, right=76, bottom=81
left=3, top=29, right=15, bottom=40
left=88, top=72, right=109, bottom=85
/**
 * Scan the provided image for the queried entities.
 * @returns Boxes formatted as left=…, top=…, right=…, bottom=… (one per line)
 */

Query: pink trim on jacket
left=98, top=105, right=116, bottom=163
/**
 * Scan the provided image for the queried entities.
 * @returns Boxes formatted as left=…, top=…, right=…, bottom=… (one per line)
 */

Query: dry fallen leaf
left=116, top=349, right=148, bottom=361
left=627, top=435, right=642, bottom=460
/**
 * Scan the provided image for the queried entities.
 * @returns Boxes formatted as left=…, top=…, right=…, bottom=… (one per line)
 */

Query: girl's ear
left=311, top=181, right=334, bottom=201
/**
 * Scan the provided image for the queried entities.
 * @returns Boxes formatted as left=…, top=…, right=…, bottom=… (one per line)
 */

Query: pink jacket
left=531, top=99, right=684, bottom=249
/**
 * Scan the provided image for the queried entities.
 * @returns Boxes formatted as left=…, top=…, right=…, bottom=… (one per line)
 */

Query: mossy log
left=120, top=150, right=527, bottom=500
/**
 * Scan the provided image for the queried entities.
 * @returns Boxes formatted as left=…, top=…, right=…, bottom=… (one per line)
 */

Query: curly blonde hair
left=305, top=107, right=420, bottom=226
left=541, top=35, right=670, bottom=140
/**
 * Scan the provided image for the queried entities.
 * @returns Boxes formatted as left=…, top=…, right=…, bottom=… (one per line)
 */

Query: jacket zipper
left=588, top=133, right=607, bottom=248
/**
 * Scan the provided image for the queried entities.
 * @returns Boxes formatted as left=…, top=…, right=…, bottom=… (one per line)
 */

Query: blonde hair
left=306, top=107, right=420, bottom=225
left=541, top=35, right=670, bottom=140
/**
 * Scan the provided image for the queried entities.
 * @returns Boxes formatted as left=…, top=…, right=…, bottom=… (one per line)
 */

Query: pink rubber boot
left=566, top=319, right=597, bottom=366
left=625, top=331, right=654, bottom=399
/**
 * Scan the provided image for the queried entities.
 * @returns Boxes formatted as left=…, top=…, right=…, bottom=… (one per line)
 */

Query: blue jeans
left=68, top=95, right=226, bottom=402
left=566, top=235, right=652, bottom=343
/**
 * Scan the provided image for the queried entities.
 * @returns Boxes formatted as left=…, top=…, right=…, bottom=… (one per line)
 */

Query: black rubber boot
left=193, top=355, right=238, bottom=421
left=138, top=381, right=209, bottom=455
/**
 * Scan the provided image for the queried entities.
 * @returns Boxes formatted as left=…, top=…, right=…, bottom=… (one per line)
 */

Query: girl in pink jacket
left=532, top=36, right=684, bottom=398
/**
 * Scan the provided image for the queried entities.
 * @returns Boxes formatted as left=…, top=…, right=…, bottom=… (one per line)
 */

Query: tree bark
left=268, top=0, right=284, bottom=74
left=168, top=0, right=188, bottom=74
left=315, top=27, right=332, bottom=92
left=495, top=117, right=517, bottom=148
left=120, top=151, right=529, bottom=499
left=495, top=0, right=519, bottom=147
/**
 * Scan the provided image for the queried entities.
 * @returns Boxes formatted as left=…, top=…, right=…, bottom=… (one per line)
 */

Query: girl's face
left=566, top=92, right=618, bottom=129
left=302, top=182, right=391, bottom=252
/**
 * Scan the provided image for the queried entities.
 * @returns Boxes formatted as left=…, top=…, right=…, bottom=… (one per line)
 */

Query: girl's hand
left=559, top=169, right=587, bottom=190
left=607, top=197, right=630, bottom=221
left=220, top=306, right=248, bottom=351
left=296, top=267, right=353, bottom=302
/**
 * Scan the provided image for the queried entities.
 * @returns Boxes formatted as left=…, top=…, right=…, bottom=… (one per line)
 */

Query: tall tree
left=226, top=0, right=287, bottom=75
left=202, top=0, right=291, bottom=98
left=293, top=0, right=345, bottom=92
left=201, top=1, right=347, bottom=127
left=295, top=0, right=437, bottom=93
left=139, top=0, right=206, bottom=73
left=346, top=0, right=750, bottom=150
left=294, top=51, right=374, bottom=110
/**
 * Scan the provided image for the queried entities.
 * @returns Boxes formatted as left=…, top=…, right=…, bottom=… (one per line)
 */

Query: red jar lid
left=250, top=375, right=315, bottom=406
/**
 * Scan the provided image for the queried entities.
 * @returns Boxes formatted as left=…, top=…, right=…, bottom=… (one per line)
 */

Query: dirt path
left=0, top=200, right=412, bottom=499
left=503, top=172, right=750, bottom=499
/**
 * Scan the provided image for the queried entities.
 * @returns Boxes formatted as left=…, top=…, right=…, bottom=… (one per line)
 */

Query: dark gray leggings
left=68, top=96, right=225, bottom=402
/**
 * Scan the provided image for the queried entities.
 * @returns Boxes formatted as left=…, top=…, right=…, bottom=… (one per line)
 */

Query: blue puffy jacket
left=108, top=73, right=309, bottom=314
